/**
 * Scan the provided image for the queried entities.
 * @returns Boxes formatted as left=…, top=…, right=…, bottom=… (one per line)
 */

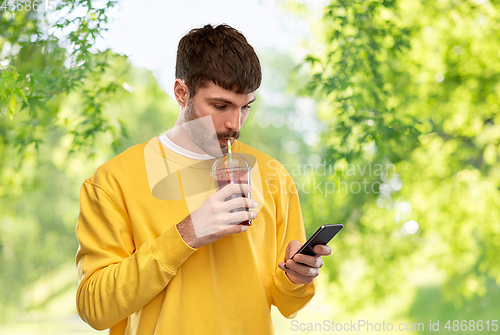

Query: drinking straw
left=227, top=139, right=234, bottom=184
left=227, top=139, right=233, bottom=162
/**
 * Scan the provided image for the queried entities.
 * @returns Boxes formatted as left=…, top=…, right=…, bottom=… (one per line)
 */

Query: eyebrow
left=206, top=97, right=256, bottom=106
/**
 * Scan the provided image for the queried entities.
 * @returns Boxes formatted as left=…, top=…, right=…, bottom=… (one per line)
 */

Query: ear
left=174, top=79, right=190, bottom=107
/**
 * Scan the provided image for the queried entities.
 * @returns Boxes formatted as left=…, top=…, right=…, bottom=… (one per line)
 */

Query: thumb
left=285, top=240, right=302, bottom=261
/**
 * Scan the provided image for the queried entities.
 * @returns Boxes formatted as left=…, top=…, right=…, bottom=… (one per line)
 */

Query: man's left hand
left=278, top=240, right=332, bottom=285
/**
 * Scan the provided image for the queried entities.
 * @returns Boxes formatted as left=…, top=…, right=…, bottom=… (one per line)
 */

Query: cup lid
left=211, top=153, right=252, bottom=176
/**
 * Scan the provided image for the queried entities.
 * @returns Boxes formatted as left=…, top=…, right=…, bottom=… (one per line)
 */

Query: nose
left=224, top=108, right=242, bottom=132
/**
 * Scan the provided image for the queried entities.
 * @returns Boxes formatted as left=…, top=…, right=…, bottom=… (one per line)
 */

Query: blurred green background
left=1, top=0, right=499, bottom=334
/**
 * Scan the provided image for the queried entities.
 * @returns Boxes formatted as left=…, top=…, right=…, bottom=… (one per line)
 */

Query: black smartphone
left=291, top=224, right=343, bottom=261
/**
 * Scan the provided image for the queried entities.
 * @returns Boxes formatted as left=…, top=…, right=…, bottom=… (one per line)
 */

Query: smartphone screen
left=292, top=224, right=343, bottom=260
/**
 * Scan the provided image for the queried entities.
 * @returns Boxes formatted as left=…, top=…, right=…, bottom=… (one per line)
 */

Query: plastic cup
left=211, top=153, right=252, bottom=225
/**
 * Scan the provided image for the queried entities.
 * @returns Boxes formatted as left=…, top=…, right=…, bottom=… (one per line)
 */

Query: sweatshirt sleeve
left=76, top=180, right=197, bottom=330
left=270, top=170, right=317, bottom=318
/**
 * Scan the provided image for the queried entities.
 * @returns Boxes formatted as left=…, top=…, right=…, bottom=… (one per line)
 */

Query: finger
left=215, top=183, right=252, bottom=201
left=285, top=259, right=320, bottom=277
left=280, top=261, right=313, bottom=284
left=285, top=244, right=291, bottom=260
left=216, top=223, right=250, bottom=237
left=222, top=196, right=257, bottom=212
left=194, top=216, right=248, bottom=239
left=291, top=254, right=324, bottom=268
left=286, top=240, right=302, bottom=260
left=279, top=261, right=293, bottom=273
left=278, top=262, right=297, bottom=274
left=313, top=244, right=332, bottom=256
left=223, top=209, right=257, bottom=225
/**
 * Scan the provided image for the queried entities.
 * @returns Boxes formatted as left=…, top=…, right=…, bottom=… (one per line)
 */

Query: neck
left=166, top=125, right=205, bottom=154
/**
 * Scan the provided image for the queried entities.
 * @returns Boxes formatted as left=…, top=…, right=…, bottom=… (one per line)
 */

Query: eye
left=214, top=105, right=227, bottom=110
left=242, top=105, right=251, bottom=112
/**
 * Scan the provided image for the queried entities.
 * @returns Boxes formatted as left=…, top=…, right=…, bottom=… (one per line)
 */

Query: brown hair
left=175, top=24, right=262, bottom=97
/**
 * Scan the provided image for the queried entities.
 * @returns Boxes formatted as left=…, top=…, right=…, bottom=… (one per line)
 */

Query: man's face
left=182, top=82, right=256, bottom=155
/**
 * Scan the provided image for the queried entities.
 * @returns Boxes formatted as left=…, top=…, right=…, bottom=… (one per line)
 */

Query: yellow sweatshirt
left=76, top=137, right=316, bottom=334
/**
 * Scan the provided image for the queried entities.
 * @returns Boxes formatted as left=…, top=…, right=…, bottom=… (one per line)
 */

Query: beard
left=183, top=99, right=240, bottom=157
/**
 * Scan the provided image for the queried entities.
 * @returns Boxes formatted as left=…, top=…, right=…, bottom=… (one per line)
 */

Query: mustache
left=214, top=131, right=240, bottom=141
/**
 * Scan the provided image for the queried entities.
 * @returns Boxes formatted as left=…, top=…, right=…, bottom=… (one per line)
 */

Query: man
left=76, top=24, right=331, bottom=334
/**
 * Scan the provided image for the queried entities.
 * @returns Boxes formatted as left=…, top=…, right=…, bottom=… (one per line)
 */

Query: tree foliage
left=300, top=0, right=500, bottom=311
left=0, top=0, right=315, bottom=321
left=0, top=0, right=125, bottom=157
left=0, top=56, right=179, bottom=321
left=0, top=0, right=134, bottom=320
left=2, top=0, right=500, bottom=328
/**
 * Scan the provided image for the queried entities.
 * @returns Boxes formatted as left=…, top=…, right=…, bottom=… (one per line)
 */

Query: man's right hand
left=176, top=183, right=257, bottom=248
